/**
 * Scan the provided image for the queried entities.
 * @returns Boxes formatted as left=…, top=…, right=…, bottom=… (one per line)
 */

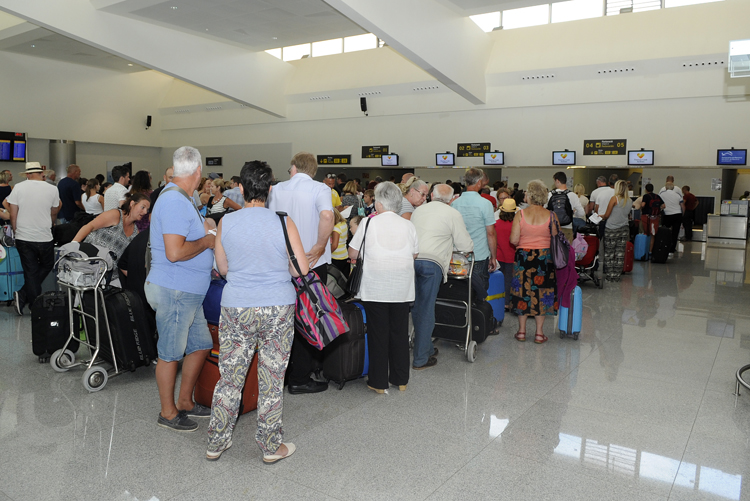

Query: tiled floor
left=1, top=240, right=749, bottom=500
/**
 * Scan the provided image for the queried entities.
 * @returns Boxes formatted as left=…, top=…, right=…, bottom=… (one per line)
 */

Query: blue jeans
left=412, top=260, right=443, bottom=367
left=471, top=258, right=490, bottom=301
left=144, top=281, right=212, bottom=362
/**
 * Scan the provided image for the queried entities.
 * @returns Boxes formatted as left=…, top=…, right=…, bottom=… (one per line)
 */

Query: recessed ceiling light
left=272, top=37, right=277, bottom=40
left=170, top=6, right=177, bottom=9
left=30, top=44, right=35, bottom=48
left=205, top=28, right=209, bottom=31
left=128, top=63, right=133, bottom=66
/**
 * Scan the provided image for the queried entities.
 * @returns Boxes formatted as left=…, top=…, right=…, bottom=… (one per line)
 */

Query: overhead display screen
left=381, top=154, right=399, bottom=166
left=717, top=149, right=747, bottom=166
left=552, top=151, right=576, bottom=165
left=0, top=132, right=26, bottom=162
left=628, top=150, right=654, bottom=166
left=436, top=153, right=455, bottom=166
left=483, top=152, right=504, bottom=165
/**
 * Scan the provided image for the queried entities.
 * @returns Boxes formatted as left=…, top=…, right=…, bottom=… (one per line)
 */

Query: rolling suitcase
left=0, top=245, right=24, bottom=304
left=194, top=323, right=259, bottom=415
left=352, top=302, right=369, bottom=376
left=650, top=227, right=671, bottom=264
left=486, top=270, right=505, bottom=326
left=434, top=300, right=493, bottom=344
left=558, top=286, right=582, bottom=340
left=82, top=287, right=157, bottom=371
left=322, top=302, right=366, bottom=389
left=634, top=234, right=650, bottom=261
left=31, top=291, right=79, bottom=363
left=623, top=242, right=634, bottom=273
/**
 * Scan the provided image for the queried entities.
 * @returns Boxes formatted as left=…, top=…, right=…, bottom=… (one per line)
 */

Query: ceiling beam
left=325, top=0, right=491, bottom=105
left=0, top=0, right=292, bottom=117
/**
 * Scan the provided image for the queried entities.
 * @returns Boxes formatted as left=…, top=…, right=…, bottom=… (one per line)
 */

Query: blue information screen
left=0, top=140, right=9, bottom=161
left=717, top=149, right=747, bottom=166
left=12, top=141, right=25, bottom=161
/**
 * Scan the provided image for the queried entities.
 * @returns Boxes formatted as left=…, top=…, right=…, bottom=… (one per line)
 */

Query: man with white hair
left=145, top=146, right=216, bottom=433
left=44, top=170, right=56, bottom=185
left=410, top=184, right=474, bottom=369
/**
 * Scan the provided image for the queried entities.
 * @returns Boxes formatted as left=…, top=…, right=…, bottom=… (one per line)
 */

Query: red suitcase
left=623, top=241, right=634, bottom=273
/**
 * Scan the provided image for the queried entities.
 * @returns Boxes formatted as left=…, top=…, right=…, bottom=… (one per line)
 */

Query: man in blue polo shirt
left=146, top=146, right=215, bottom=433
left=451, top=167, right=497, bottom=300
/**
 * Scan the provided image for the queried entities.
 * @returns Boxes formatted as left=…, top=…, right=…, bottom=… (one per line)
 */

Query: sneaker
left=413, top=356, right=438, bottom=370
left=206, top=440, right=233, bottom=461
left=13, top=291, right=24, bottom=316
left=183, top=403, right=211, bottom=418
left=157, top=410, right=198, bottom=432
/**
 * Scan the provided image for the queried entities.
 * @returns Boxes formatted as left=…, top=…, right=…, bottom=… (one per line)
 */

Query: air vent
left=174, top=109, right=190, bottom=114
left=522, top=74, right=555, bottom=80
left=309, top=96, right=330, bottom=101
left=413, top=86, right=439, bottom=92
left=205, top=105, right=223, bottom=111
left=597, top=68, right=635, bottom=74
left=682, top=61, right=725, bottom=68
left=358, top=91, right=382, bottom=96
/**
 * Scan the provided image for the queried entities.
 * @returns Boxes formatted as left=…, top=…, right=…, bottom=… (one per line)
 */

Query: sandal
left=534, top=334, right=548, bottom=344
left=514, top=331, right=526, bottom=342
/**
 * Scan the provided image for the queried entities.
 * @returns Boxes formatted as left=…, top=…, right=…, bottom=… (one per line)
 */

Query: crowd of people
left=3, top=150, right=702, bottom=465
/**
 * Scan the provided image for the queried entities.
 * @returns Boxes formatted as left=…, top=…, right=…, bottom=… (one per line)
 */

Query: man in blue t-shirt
left=145, top=146, right=216, bottom=433
left=56, top=164, right=84, bottom=224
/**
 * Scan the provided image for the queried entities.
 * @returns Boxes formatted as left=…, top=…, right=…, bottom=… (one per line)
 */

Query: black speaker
left=146, top=115, right=152, bottom=128
left=360, top=97, right=367, bottom=113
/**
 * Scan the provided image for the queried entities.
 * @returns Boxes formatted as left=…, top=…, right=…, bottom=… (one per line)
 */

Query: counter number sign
left=583, top=139, right=626, bottom=156
left=457, top=142, right=491, bottom=157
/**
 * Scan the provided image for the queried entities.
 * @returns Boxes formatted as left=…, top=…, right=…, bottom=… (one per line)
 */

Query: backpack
left=645, top=193, right=663, bottom=217
left=547, top=190, right=573, bottom=226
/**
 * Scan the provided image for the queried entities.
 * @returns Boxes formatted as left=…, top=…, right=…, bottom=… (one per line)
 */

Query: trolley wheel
left=337, top=382, right=345, bottom=390
left=50, top=349, right=75, bottom=372
left=6, top=300, right=11, bottom=306
left=598, top=271, right=604, bottom=289
left=466, top=341, right=477, bottom=363
left=560, top=330, right=565, bottom=339
left=38, top=356, right=49, bottom=364
left=82, top=366, right=108, bottom=392
left=573, top=333, right=579, bottom=341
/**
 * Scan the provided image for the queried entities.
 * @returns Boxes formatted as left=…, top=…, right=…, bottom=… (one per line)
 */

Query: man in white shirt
left=587, top=176, right=608, bottom=215
left=7, top=162, right=61, bottom=315
left=267, top=152, right=334, bottom=395
left=103, top=165, right=130, bottom=211
left=660, top=182, right=684, bottom=254
left=547, top=171, right=583, bottom=243
left=592, top=174, right=617, bottom=239
left=410, top=184, right=473, bottom=370
left=658, top=175, right=682, bottom=195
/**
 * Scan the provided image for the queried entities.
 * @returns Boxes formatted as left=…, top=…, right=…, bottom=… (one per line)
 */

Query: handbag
left=346, top=217, right=370, bottom=295
left=357, top=195, right=366, bottom=217
left=277, top=212, right=349, bottom=350
left=549, top=215, right=570, bottom=269
left=1, top=224, right=14, bottom=247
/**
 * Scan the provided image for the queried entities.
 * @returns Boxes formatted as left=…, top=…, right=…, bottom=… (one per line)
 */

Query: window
left=470, top=11, right=501, bottom=32
left=282, top=43, right=311, bottom=62
left=552, top=0, right=604, bottom=23
left=312, top=38, right=343, bottom=57
left=344, top=33, right=378, bottom=53
left=665, top=0, right=723, bottom=6
left=607, top=0, right=661, bottom=15
left=265, top=48, right=282, bottom=60
left=502, top=4, right=550, bottom=30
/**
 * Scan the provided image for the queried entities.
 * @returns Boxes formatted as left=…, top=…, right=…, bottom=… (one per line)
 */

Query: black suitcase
left=82, top=287, right=157, bottom=371
left=438, top=278, right=473, bottom=303
left=650, top=227, right=671, bottom=264
left=322, top=302, right=365, bottom=389
left=434, top=299, right=494, bottom=344
left=31, top=291, right=79, bottom=363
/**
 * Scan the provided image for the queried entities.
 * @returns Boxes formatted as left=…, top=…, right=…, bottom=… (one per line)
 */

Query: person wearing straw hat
left=6, top=162, right=62, bottom=315
left=495, top=198, right=519, bottom=309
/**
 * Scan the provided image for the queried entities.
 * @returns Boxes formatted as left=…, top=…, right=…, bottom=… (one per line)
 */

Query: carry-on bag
left=322, top=302, right=366, bottom=389
left=558, top=286, right=583, bottom=340
left=194, top=323, right=259, bottom=415
left=351, top=302, right=369, bottom=377
left=202, top=278, right=226, bottom=326
left=650, top=227, right=671, bottom=264
left=434, top=300, right=494, bottom=344
left=623, top=241, right=634, bottom=273
left=486, top=270, right=505, bottom=326
left=31, top=291, right=79, bottom=362
left=326, top=264, right=352, bottom=301
left=82, top=287, right=157, bottom=372
left=634, top=234, right=650, bottom=261
left=0, top=245, right=24, bottom=304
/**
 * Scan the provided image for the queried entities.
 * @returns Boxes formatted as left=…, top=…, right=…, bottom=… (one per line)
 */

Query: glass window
left=665, top=0, right=723, bottom=6
left=633, top=0, right=662, bottom=11
left=344, top=33, right=378, bottom=53
left=282, top=43, right=311, bottom=62
left=552, top=0, right=604, bottom=23
left=470, top=11, right=501, bottom=32
left=312, top=38, right=343, bottom=57
left=502, top=4, right=550, bottom=30
left=265, top=48, right=282, bottom=60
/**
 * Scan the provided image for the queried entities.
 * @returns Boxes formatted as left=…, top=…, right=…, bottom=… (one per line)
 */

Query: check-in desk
left=706, top=200, right=749, bottom=240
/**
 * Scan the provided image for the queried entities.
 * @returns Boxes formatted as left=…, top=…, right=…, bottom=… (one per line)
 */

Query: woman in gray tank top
left=602, top=180, right=633, bottom=282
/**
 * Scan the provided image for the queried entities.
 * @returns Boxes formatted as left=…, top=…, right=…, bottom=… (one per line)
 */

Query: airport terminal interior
left=1, top=0, right=750, bottom=499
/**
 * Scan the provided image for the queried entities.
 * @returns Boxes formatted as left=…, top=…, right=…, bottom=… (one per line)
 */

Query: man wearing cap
left=7, top=162, right=61, bottom=315
left=410, top=184, right=473, bottom=370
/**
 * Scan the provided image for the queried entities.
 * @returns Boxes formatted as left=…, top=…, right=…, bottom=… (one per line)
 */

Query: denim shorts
left=144, top=281, right=212, bottom=362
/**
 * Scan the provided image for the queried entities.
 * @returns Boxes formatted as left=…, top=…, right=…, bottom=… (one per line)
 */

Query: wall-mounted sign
left=361, top=145, right=389, bottom=158
left=583, top=139, right=626, bottom=156
left=206, top=157, right=222, bottom=166
left=457, top=142, right=491, bottom=157
left=317, top=155, right=351, bottom=165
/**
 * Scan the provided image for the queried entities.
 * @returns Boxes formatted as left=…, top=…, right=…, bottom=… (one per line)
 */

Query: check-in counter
left=706, top=200, right=750, bottom=240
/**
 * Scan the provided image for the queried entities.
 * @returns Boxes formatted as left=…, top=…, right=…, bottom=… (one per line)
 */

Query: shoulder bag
left=277, top=212, right=349, bottom=351
left=549, top=214, right=570, bottom=269
left=346, top=217, right=370, bottom=295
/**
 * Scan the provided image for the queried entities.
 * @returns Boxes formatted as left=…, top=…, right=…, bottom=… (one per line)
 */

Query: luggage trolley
left=433, top=252, right=477, bottom=363
left=49, top=254, right=121, bottom=392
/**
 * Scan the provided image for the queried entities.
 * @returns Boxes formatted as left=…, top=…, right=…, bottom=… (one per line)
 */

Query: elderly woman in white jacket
left=348, top=182, right=418, bottom=394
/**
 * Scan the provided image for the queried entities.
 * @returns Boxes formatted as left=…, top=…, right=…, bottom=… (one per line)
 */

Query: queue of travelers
left=5, top=151, right=705, bottom=466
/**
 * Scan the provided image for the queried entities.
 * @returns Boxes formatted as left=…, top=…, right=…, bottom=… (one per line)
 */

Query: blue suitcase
left=634, top=234, right=650, bottom=261
left=0, top=246, right=24, bottom=304
left=352, top=302, right=369, bottom=376
left=486, top=270, right=505, bottom=326
left=558, top=286, right=582, bottom=340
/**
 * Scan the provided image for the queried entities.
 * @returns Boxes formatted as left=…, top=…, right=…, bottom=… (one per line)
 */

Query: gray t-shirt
left=398, top=197, right=414, bottom=216
left=606, top=198, right=631, bottom=230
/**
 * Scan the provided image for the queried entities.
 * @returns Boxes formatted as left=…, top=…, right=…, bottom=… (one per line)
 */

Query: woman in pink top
left=495, top=198, right=518, bottom=310
left=509, top=180, right=559, bottom=344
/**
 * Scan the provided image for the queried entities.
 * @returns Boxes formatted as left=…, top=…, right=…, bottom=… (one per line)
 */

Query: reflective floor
left=1, top=240, right=750, bottom=500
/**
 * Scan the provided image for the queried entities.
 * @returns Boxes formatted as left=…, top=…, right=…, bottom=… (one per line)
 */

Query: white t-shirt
left=591, top=186, right=615, bottom=215
left=82, top=193, right=103, bottom=215
left=660, top=189, right=683, bottom=215
left=546, top=189, right=584, bottom=229
left=6, top=180, right=60, bottom=242
left=349, top=212, right=418, bottom=303
left=103, top=182, right=128, bottom=211
left=577, top=195, right=589, bottom=218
